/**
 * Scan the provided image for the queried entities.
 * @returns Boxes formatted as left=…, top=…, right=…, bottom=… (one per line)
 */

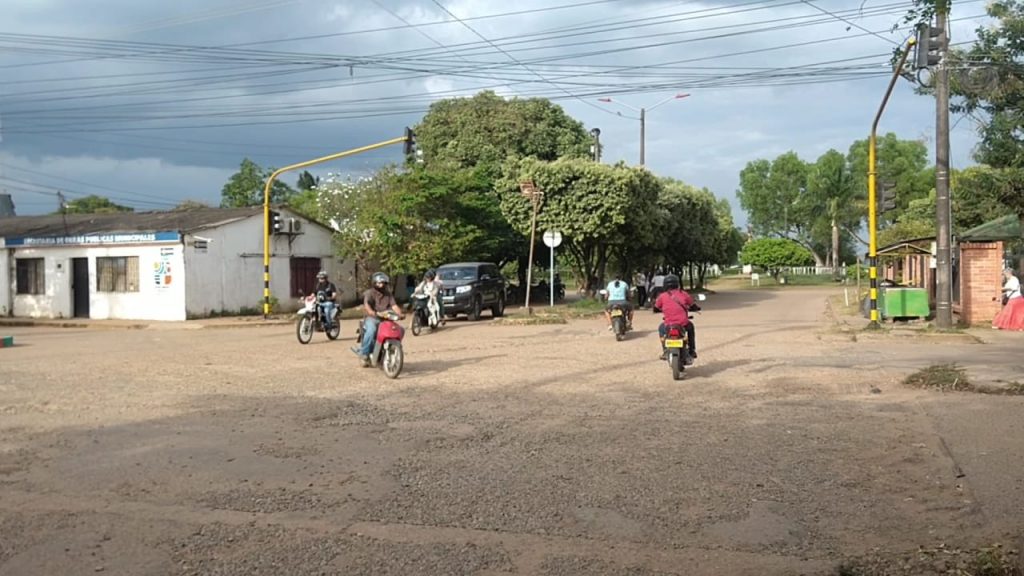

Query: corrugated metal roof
left=0, top=207, right=263, bottom=238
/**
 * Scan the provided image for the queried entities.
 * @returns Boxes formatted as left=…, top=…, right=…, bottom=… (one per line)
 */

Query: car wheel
left=468, top=295, right=482, bottom=321
left=491, top=296, right=505, bottom=318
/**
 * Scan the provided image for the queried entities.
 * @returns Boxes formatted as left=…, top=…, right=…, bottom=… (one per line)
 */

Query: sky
left=0, top=0, right=993, bottom=225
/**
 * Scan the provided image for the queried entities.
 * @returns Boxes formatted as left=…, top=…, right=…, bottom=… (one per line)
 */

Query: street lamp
left=597, top=93, right=689, bottom=166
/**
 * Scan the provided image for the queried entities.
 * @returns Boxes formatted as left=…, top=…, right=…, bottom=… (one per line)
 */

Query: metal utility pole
left=934, top=6, right=954, bottom=328
left=597, top=93, right=689, bottom=166
left=867, top=38, right=916, bottom=328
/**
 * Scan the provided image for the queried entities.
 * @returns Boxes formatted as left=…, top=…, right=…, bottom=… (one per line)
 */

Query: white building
left=0, top=207, right=358, bottom=321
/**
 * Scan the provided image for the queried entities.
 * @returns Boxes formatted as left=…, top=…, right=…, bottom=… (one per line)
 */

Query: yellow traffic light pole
left=263, top=134, right=410, bottom=318
left=867, top=38, right=915, bottom=328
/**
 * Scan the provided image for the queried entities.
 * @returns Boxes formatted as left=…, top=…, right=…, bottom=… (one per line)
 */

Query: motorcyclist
left=603, top=274, right=634, bottom=330
left=414, top=268, right=443, bottom=327
left=653, top=274, right=698, bottom=361
left=351, top=272, right=403, bottom=366
left=313, top=270, right=339, bottom=330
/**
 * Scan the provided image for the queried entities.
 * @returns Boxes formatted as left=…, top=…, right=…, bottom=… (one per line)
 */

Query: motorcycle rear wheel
left=613, top=317, right=625, bottom=341
left=382, top=341, right=404, bottom=379
left=671, top=352, right=684, bottom=380
left=326, top=322, right=341, bottom=340
left=296, top=316, right=314, bottom=344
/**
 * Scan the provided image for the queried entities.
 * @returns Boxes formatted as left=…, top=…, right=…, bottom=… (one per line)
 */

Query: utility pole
left=519, top=181, right=544, bottom=316
left=639, top=108, right=646, bottom=166
left=590, top=128, right=601, bottom=162
left=934, top=5, right=954, bottom=328
left=596, top=93, right=689, bottom=167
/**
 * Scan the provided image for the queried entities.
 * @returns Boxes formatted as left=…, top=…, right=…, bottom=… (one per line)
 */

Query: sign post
left=542, top=230, right=562, bottom=306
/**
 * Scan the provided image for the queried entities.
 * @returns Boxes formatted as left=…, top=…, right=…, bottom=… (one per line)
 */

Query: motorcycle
left=355, top=311, right=405, bottom=379
left=663, top=293, right=706, bottom=380
left=410, top=293, right=441, bottom=336
left=296, top=291, right=340, bottom=344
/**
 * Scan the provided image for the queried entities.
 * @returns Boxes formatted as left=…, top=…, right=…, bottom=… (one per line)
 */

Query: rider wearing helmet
left=352, top=272, right=403, bottom=364
left=414, top=268, right=445, bottom=325
left=314, top=270, right=339, bottom=330
left=653, top=274, right=698, bottom=361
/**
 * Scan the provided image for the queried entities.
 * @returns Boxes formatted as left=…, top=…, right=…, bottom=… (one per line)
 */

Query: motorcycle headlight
left=455, top=285, right=472, bottom=294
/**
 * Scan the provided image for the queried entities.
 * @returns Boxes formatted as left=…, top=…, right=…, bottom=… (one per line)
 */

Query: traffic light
left=878, top=186, right=897, bottom=214
left=403, top=126, right=416, bottom=157
left=269, top=210, right=283, bottom=234
left=914, top=23, right=943, bottom=69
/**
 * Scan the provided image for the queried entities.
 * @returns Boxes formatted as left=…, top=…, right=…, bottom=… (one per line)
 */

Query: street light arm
left=597, top=97, right=641, bottom=114
left=648, top=92, right=690, bottom=112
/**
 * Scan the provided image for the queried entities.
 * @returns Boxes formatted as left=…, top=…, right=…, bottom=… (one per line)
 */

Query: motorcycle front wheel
left=411, top=312, right=422, bottom=336
left=382, top=341, right=404, bottom=379
left=296, top=315, right=314, bottom=344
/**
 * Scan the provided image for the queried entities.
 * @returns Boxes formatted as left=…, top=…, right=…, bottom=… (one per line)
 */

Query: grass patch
left=837, top=543, right=1022, bottom=576
left=904, top=364, right=971, bottom=392
left=564, top=298, right=607, bottom=318
left=904, top=365, right=1024, bottom=396
left=492, top=314, right=567, bottom=326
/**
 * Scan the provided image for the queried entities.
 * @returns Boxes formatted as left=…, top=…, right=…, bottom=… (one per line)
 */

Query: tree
left=806, top=149, right=860, bottom=272
left=220, top=158, right=295, bottom=208
left=60, top=195, right=133, bottom=214
left=414, top=90, right=592, bottom=179
left=740, top=238, right=814, bottom=278
left=846, top=133, right=932, bottom=229
left=171, top=200, right=210, bottom=211
left=952, top=166, right=1016, bottom=232
left=497, top=158, right=661, bottom=292
left=296, top=170, right=319, bottom=191
left=946, top=0, right=1024, bottom=261
left=737, top=152, right=826, bottom=265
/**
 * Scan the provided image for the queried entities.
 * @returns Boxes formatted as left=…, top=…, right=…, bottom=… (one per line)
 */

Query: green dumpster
left=880, top=287, right=930, bottom=320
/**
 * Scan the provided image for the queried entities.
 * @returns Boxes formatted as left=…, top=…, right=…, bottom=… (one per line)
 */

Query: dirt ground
left=1, top=286, right=1021, bottom=575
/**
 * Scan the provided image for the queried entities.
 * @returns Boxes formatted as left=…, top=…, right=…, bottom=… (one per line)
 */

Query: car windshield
left=438, top=267, right=477, bottom=281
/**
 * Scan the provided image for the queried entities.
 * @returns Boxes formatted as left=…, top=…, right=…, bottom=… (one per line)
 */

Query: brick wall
left=958, top=241, right=1004, bottom=326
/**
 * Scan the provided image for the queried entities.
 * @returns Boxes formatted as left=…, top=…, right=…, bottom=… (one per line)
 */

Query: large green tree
left=59, top=195, right=133, bottom=214
left=740, top=238, right=814, bottom=278
left=846, top=133, right=932, bottom=228
left=220, top=158, right=295, bottom=208
left=806, top=149, right=860, bottom=271
left=414, top=90, right=592, bottom=178
left=497, top=158, right=661, bottom=291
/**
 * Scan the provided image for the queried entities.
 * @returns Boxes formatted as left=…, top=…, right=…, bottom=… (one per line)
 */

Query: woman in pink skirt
left=993, top=268, right=1024, bottom=331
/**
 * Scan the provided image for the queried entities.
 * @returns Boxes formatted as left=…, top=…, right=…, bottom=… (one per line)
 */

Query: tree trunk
left=596, top=243, right=609, bottom=288
left=832, top=217, right=841, bottom=278
left=698, top=263, right=707, bottom=289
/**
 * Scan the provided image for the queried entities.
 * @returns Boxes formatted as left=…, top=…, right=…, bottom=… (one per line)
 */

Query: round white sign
left=542, top=230, right=562, bottom=247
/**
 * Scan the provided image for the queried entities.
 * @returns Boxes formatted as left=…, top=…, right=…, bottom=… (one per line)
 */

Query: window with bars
left=15, top=258, right=45, bottom=295
left=96, top=256, right=140, bottom=292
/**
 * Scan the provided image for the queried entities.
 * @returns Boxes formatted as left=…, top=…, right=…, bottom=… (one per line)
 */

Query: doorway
left=72, top=258, right=89, bottom=318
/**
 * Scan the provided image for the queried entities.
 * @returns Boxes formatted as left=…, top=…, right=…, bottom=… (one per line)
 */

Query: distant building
left=0, top=206, right=358, bottom=320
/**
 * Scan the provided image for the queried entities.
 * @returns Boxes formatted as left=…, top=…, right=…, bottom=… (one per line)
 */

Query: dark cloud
left=0, top=0, right=991, bottom=217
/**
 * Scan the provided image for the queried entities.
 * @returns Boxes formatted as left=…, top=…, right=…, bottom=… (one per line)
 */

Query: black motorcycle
left=410, top=293, right=441, bottom=336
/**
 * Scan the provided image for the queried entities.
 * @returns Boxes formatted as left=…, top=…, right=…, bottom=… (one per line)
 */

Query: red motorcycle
left=355, top=311, right=405, bottom=378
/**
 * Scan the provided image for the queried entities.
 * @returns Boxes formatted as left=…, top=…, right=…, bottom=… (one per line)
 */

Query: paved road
left=1, top=287, right=1021, bottom=575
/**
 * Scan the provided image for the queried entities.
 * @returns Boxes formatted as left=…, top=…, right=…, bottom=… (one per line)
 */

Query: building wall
left=957, top=241, right=1004, bottom=326
left=182, top=211, right=356, bottom=316
left=0, top=244, right=10, bottom=316
left=10, top=243, right=186, bottom=321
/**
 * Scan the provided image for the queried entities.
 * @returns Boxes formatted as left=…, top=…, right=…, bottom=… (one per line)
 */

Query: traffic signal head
left=914, top=23, right=943, bottom=69
left=403, top=126, right=416, bottom=157
left=879, top=187, right=897, bottom=214
left=269, top=210, right=283, bottom=233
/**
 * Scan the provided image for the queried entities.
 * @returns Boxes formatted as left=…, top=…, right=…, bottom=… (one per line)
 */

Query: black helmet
left=663, top=274, right=680, bottom=290
left=316, top=270, right=328, bottom=280
left=371, top=272, right=390, bottom=285
left=424, top=268, right=436, bottom=280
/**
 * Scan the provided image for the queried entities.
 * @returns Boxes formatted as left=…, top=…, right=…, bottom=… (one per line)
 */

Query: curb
left=0, top=319, right=296, bottom=331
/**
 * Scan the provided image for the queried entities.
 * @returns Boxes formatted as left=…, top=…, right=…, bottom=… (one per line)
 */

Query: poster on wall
left=154, top=247, right=174, bottom=289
